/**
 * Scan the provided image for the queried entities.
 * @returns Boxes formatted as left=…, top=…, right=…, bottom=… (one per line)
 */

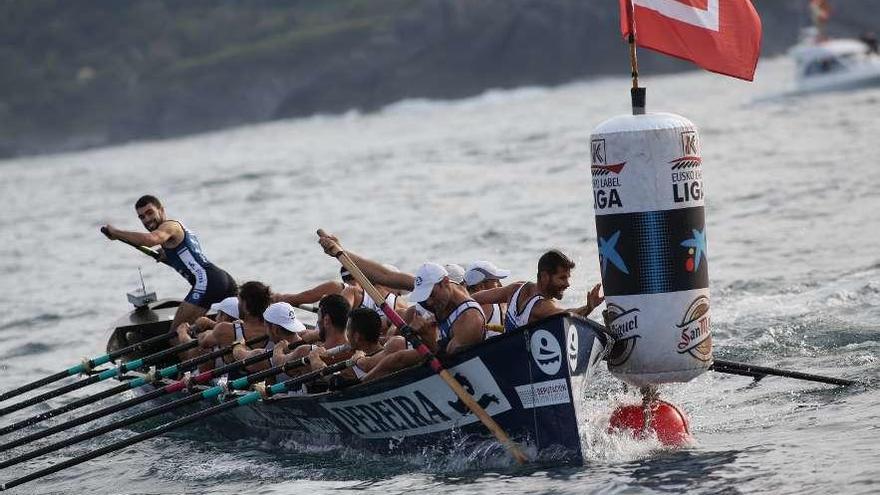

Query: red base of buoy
left=608, top=400, right=691, bottom=446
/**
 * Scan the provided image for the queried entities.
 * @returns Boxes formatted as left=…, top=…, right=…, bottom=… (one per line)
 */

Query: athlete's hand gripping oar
left=0, top=356, right=355, bottom=492
left=317, top=229, right=529, bottom=465
left=0, top=334, right=204, bottom=418
left=582, top=318, right=858, bottom=386
left=100, top=226, right=163, bottom=262
left=0, top=329, right=178, bottom=404
left=0, top=343, right=348, bottom=463
left=0, top=334, right=269, bottom=438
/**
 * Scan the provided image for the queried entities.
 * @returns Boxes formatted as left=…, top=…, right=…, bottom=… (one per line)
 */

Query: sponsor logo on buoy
left=530, top=329, right=562, bottom=376
left=676, top=295, right=712, bottom=361
left=591, top=138, right=624, bottom=209
left=670, top=130, right=703, bottom=203
left=605, top=302, right=640, bottom=367
left=598, top=231, right=629, bottom=276
left=680, top=228, right=708, bottom=273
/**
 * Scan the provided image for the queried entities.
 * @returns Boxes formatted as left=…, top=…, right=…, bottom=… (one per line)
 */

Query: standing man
left=101, top=194, right=237, bottom=331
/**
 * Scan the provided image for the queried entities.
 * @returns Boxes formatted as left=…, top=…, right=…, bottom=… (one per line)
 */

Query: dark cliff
left=2, top=0, right=878, bottom=157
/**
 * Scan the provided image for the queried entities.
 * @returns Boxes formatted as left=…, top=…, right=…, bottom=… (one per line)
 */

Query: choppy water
left=1, top=56, right=879, bottom=494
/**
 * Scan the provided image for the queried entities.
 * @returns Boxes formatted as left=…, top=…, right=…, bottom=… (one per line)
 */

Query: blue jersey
left=163, top=221, right=213, bottom=288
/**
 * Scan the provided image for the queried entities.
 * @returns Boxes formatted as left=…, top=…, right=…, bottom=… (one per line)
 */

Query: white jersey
left=504, top=284, right=544, bottom=333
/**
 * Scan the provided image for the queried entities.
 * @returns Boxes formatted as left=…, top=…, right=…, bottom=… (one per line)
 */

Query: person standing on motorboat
left=101, top=194, right=238, bottom=332
left=472, top=250, right=604, bottom=331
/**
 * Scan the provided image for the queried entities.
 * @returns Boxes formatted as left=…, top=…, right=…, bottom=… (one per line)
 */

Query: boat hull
left=108, top=302, right=608, bottom=462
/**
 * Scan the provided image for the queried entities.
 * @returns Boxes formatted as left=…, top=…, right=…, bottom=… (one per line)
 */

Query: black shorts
left=184, top=266, right=238, bottom=309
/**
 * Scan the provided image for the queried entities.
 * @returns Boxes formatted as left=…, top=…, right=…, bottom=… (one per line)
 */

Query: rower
left=232, top=301, right=308, bottom=373
left=345, top=308, right=385, bottom=379
left=444, top=263, right=466, bottom=286
left=101, top=195, right=238, bottom=332
left=189, top=296, right=239, bottom=372
left=464, top=260, right=511, bottom=335
left=472, top=250, right=604, bottom=331
left=175, top=281, right=271, bottom=363
left=273, top=294, right=353, bottom=373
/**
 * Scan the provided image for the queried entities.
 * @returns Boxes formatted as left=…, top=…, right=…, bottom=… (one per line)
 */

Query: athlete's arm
left=446, top=310, right=485, bottom=355
left=361, top=348, right=424, bottom=382
left=568, top=283, right=604, bottom=318
left=102, top=221, right=181, bottom=248
left=471, top=283, right=520, bottom=305
left=274, top=281, right=344, bottom=306
left=529, top=298, right=566, bottom=323
left=197, top=321, right=233, bottom=348
left=317, top=230, right=415, bottom=290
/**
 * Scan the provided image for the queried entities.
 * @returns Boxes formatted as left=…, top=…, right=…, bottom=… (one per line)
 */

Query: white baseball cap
left=464, top=261, right=511, bottom=287
left=209, top=296, right=240, bottom=319
left=263, top=302, right=306, bottom=333
left=409, top=263, right=448, bottom=303
left=444, top=264, right=466, bottom=285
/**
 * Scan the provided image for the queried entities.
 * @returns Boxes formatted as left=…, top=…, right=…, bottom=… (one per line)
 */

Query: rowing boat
left=105, top=299, right=608, bottom=462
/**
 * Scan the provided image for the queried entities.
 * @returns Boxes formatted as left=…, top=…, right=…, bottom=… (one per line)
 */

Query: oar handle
left=295, top=304, right=318, bottom=313
left=0, top=329, right=177, bottom=404
left=101, top=226, right=162, bottom=262
left=0, top=337, right=276, bottom=456
left=0, top=334, right=272, bottom=439
left=329, top=242, right=528, bottom=464
left=0, top=351, right=354, bottom=490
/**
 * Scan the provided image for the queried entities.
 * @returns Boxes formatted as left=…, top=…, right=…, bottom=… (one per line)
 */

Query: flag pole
left=626, top=0, right=646, bottom=115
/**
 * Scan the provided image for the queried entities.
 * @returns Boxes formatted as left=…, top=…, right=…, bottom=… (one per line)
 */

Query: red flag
left=620, top=0, right=762, bottom=81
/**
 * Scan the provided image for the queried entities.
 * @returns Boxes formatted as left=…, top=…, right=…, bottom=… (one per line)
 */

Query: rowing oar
left=0, top=354, right=353, bottom=490
left=0, top=334, right=269, bottom=438
left=0, top=343, right=347, bottom=461
left=320, top=229, right=529, bottom=464
left=582, top=318, right=857, bottom=386
left=0, top=329, right=178, bottom=404
left=100, top=226, right=163, bottom=262
left=0, top=335, right=202, bottom=418
left=711, top=359, right=857, bottom=386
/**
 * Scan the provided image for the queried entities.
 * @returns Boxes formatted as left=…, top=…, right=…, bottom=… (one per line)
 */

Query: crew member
left=464, top=260, right=511, bottom=333
left=273, top=293, right=353, bottom=373
left=472, top=250, right=603, bottom=331
left=232, top=301, right=309, bottom=374
left=102, top=195, right=237, bottom=331
left=175, top=281, right=271, bottom=363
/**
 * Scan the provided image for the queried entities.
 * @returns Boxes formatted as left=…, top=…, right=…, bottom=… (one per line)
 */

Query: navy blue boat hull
left=108, top=302, right=608, bottom=462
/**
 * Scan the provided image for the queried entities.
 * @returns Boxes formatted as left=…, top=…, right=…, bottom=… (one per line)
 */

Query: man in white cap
left=444, top=264, right=466, bottom=286
left=472, top=250, right=603, bottom=332
left=174, top=281, right=271, bottom=365
left=272, top=293, right=353, bottom=375
left=181, top=296, right=240, bottom=340
left=464, top=261, right=511, bottom=330
left=232, top=300, right=310, bottom=373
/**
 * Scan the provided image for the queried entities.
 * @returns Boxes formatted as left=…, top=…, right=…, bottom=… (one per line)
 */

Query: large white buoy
left=589, top=112, right=712, bottom=387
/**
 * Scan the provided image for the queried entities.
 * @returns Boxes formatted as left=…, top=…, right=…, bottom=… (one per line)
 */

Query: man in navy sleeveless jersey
left=101, top=194, right=238, bottom=331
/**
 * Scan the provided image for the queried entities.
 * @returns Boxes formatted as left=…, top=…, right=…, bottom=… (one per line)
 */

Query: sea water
left=0, top=56, right=878, bottom=494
